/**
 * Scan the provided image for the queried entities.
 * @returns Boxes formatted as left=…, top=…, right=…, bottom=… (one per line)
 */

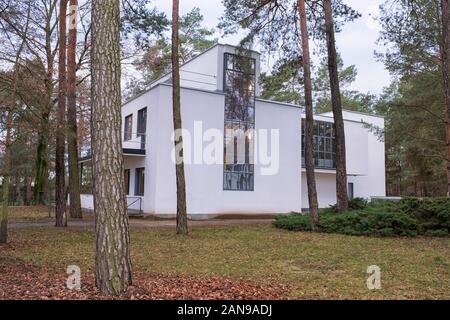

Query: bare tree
left=0, top=2, right=32, bottom=243
left=172, top=0, right=188, bottom=235
left=298, top=0, right=319, bottom=228
left=67, top=0, right=82, bottom=218
left=91, top=0, right=132, bottom=295
left=323, top=0, right=348, bottom=212
left=55, top=0, right=68, bottom=227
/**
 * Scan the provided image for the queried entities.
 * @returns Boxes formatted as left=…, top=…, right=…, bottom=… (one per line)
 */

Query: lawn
left=1, top=223, right=449, bottom=299
left=7, top=206, right=54, bottom=223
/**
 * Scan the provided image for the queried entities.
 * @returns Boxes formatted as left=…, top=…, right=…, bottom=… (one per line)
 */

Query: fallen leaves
left=0, top=256, right=289, bottom=300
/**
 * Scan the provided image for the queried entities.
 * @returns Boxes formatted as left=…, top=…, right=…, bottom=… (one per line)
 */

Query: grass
left=7, top=206, right=54, bottom=223
left=3, top=224, right=450, bottom=299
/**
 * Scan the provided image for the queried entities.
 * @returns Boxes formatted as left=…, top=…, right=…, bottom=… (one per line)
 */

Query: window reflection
left=223, top=53, right=256, bottom=191
left=301, top=119, right=336, bottom=169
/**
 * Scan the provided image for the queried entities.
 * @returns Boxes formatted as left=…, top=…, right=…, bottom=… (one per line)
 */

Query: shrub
left=274, top=211, right=418, bottom=237
left=273, top=214, right=311, bottom=231
left=274, top=197, right=449, bottom=237
left=318, top=211, right=418, bottom=237
left=325, top=197, right=369, bottom=213
left=398, top=197, right=450, bottom=235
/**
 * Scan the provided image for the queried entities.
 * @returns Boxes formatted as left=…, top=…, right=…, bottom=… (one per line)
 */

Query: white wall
left=313, top=110, right=386, bottom=203
left=81, top=46, right=386, bottom=216
left=151, top=85, right=302, bottom=216
left=149, top=44, right=261, bottom=96
left=301, top=172, right=337, bottom=209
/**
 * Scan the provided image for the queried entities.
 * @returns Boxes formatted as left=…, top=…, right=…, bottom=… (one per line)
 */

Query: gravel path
left=8, top=217, right=274, bottom=229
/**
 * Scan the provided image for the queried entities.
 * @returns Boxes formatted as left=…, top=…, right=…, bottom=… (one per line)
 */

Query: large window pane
left=301, top=119, right=336, bottom=169
left=223, top=53, right=255, bottom=191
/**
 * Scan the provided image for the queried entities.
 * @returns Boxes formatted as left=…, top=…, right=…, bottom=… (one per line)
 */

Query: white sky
left=152, top=0, right=391, bottom=95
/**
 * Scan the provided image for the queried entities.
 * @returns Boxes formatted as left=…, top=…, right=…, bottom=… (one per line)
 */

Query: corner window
left=124, top=114, right=133, bottom=141
left=301, top=119, right=336, bottom=169
left=135, top=168, right=145, bottom=196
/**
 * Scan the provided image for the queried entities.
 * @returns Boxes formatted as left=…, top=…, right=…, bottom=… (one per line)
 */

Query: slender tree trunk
left=323, top=0, right=348, bottom=212
left=0, top=111, right=12, bottom=244
left=33, top=121, right=49, bottom=205
left=25, top=176, right=32, bottom=206
left=67, top=0, right=82, bottom=218
left=15, top=176, right=22, bottom=206
left=298, top=0, right=319, bottom=229
left=172, top=0, right=188, bottom=235
left=91, top=0, right=132, bottom=295
left=440, top=0, right=450, bottom=197
left=55, top=0, right=68, bottom=227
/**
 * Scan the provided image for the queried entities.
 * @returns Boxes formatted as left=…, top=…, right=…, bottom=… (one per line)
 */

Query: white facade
left=80, top=44, right=386, bottom=218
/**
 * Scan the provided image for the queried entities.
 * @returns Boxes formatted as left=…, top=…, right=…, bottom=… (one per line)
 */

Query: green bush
left=274, top=214, right=311, bottom=231
left=274, top=197, right=449, bottom=237
left=398, top=197, right=450, bottom=234
left=325, top=197, right=369, bottom=213
left=319, top=211, right=417, bottom=237
left=274, top=211, right=418, bottom=237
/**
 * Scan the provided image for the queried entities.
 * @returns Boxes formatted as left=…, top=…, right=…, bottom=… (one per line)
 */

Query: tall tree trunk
left=25, top=176, right=32, bottom=206
left=33, top=119, right=49, bottom=205
left=172, top=0, right=188, bottom=235
left=441, top=0, right=450, bottom=197
left=55, top=0, right=68, bottom=227
left=67, top=0, right=82, bottom=218
left=0, top=111, right=12, bottom=244
left=323, top=0, right=349, bottom=212
left=15, top=176, right=22, bottom=206
left=298, top=0, right=319, bottom=229
left=91, top=0, right=132, bottom=295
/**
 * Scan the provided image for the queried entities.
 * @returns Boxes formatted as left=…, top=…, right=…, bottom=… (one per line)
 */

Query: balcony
left=79, top=133, right=146, bottom=163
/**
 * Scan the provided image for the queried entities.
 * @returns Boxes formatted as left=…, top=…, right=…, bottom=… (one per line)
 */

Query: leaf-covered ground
left=0, top=254, right=287, bottom=300
left=1, top=222, right=449, bottom=300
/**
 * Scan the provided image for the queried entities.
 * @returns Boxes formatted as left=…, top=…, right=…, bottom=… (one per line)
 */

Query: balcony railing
left=126, top=196, right=143, bottom=216
left=80, top=132, right=146, bottom=159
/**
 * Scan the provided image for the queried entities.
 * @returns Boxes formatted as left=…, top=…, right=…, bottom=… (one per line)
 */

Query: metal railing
left=126, top=196, right=143, bottom=215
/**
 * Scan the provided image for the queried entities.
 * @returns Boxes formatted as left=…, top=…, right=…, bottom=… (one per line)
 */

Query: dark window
left=137, top=108, right=147, bottom=136
left=124, top=114, right=133, bottom=141
left=137, top=108, right=147, bottom=149
left=135, top=168, right=145, bottom=196
left=223, top=53, right=255, bottom=191
left=301, top=119, right=336, bottom=169
left=124, top=169, right=130, bottom=195
left=348, top=183, right=354, bottom=200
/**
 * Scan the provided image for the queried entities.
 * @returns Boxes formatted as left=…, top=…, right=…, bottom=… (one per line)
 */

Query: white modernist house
left=80, top=44, right=386, bottom=219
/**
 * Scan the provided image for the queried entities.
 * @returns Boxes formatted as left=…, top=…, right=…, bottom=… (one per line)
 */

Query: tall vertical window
left=301, top=119, right=336, bottom=169
left=124, top=114, right=133, bottom=141
left=223, top=53, right=256, bottom=191
left=348, top=182, right=354, bottom=200
left=135, top=168, right=145, bottom=196
left=124, top=169, right=130, bottom=195
left=137, top=107, right=147, bottom=149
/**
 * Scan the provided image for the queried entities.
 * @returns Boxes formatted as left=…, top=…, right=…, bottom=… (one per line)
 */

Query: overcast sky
left=152, top=0, right=391, bottom=95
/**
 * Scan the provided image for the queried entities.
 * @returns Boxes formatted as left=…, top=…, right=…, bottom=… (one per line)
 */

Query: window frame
left=134, top=167, right=145, bottom=196
left=223, top=52, right=256, bottom=192
left=124, top=169, right=130, bottom=195
left=124, top=114, right=133, bottom=141
left=301, top=119, right=336, bottom=170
